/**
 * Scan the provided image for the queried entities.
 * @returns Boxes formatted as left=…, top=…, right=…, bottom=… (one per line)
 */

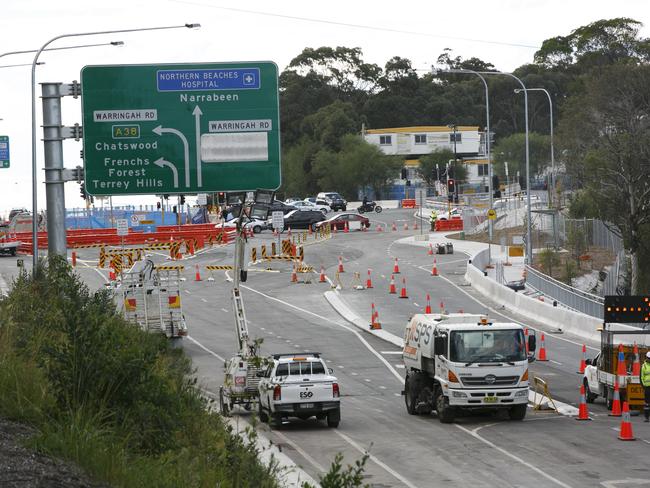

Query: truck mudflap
left=447, top=388, right=529, bottom=407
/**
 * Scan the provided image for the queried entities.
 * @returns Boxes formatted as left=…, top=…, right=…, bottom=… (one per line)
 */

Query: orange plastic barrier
left=401, top=199, right=417, bottom=208
left=434, top=218, right=463, bottom=231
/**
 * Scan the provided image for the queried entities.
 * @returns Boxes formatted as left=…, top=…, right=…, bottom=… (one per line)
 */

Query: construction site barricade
left=435, top=218, right=464, bottom=231
left=401, top=199, right=416, bottom=208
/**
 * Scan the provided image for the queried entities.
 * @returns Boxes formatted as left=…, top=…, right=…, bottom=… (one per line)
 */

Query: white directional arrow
left=192, top=105, right=203, bottom=188
left=152, top=125, right=190, bottom=187
left=153, top=157, right=179, bottom=188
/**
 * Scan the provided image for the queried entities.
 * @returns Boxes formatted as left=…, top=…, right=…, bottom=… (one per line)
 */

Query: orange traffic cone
left=425, top=294, right=432, bottom=314
left=576, top=385, right=591, bottom=421
left=288, top=227, right=292, bottom=238
left=632, top=343, right=641, bottom=377
left=431, top=258, right=439, bottom=276
left=399, top=278, right=409, bottom=299
left=578, top=344, right=587, bottom=374
left=366, top=269, right=373, bottom=289
left=319, top=266, right=327, bottom=283
left=428, top=243, right=434, bottom=255
left=413, top=220, right=418, bottom=230
left=195, top=264, right=202, bottom=281
left=109, top=269, right=116, bottom=281
left=439, top=301, right=445, bottom=313
left=389, top=275, right=397, bottom=294
left=376, top=224, right=383, bottom=232
left=537, top=333, right=548, bottom=361
left=393, top=257, right=400, bottom=274
left=618, top=402, right=635, bottom=440
left=403, top=222, right=409, bottom=230
left=616, top=344, right=627, bottom=376
left=370, top=303, right=381, bottom=330
left=344, top=221, right=349, bottom=233
left=333, top=223, right=338, bottom=234
left=391, top=222, right=397, bottom=231
left=291, top=264, right=298, bottom=283
left=609, top=379, right=622, bottom=417
left=338, top=256, right=345, bottom=273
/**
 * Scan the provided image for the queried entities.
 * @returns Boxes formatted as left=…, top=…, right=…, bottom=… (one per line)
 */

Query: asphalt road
left=2, top=210, right=649, bottom=488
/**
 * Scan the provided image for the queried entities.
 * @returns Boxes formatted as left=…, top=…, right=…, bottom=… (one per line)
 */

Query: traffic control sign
left=81, top=62, right=280, bottom=196
left=0, top=136, right=9, bottom=168
left=487, top=208, right=497, bottom=220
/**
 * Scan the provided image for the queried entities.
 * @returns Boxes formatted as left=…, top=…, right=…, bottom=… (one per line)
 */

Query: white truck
left=402, top=313, right=535, bottom=423
left=0, top=222, right=19, bottom=256
left=257, top=353, right=341, bottom=428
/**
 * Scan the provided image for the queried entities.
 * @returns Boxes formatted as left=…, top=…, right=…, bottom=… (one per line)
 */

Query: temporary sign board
left=116, top=219, right=129, bottom=236
left=81, top=62, right=280, bottom=196
left=0, top=136, right=9, bottom=168
left=196, top=193, right=208, bottom=205
left=604, top=296, right=650, bottom=323
left=271, top=211, right=284, bottom=231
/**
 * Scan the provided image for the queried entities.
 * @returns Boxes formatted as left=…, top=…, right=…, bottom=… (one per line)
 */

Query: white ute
left=257, top=353, right=341, bottom=428
left=402, top=314, right=535, bottom=423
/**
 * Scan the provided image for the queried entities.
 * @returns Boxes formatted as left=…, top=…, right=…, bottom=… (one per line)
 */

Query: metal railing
left=524, top=264, right=604, bottom=319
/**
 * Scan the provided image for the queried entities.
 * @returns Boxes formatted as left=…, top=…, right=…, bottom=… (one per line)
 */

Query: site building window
left=379, top=135, right=392, bottom=145
left=478, top=164, right=489, bottom=176
left=449, top=133, right=462, bottom=143
left=414, top=134, right=427, bottom=144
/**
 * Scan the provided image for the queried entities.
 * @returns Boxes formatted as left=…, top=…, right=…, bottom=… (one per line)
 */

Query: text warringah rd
left=81, top=62, right=280, bottom=196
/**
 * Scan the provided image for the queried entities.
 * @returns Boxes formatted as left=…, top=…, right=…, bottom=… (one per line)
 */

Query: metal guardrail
left=524, top=264, right=604, bottom=319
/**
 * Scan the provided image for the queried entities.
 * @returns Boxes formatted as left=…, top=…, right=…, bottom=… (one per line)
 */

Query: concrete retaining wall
left=465, top=249, right=649, bottom=345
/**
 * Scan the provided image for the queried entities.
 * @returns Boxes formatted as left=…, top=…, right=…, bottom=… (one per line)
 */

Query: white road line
left=241, top=284, right=404, bottom=383
left=395, top=364, right=405, bottom=369
left=549, top=359, right=563, bottom=365
left=271, top=430, right=326, bottom=473
left=186, top=335, right=226, bottom=362
left=200, top=298, right=208, bottom=302
left=364, top=378, right=371, bottom=382
left=185, top=290, right=192, bottom=294
left=455, top=424, right=573, bottom=488
left=413, top=302, right=419, bottom=307
left=380, top=351, right=403, bottom=355
left=221, top=308, right=228, bottom=313
left=334, top=431, right=418, bottom=488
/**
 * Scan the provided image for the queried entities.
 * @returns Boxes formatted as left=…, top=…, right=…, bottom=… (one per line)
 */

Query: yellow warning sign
left=487, top=208, right=497, bottom=220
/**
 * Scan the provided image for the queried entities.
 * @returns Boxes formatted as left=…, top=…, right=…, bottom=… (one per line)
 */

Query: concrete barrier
left=464, top=249, right=650, bottom=345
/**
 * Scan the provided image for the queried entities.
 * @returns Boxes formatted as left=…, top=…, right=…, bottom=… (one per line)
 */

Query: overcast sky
left=0, top=0, right=647, bottom=217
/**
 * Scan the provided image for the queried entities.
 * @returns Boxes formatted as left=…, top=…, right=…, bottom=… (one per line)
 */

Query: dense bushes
left=0, top=256, right=279, bottom=487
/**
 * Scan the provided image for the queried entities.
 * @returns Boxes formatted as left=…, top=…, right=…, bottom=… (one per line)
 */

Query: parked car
left=215, top=217, right=269, bottom=234
left=283, top=210, right=327, bottom=231
left=290, top=200, right=330, bottom=214
left=284, top=197, right=301, bottom=204
left=317, top=192, right=346, bottom=205
left=269, top=200, right=296, bottom=215
left=257, top=352, right=340, bottom=428
left=316, top=213, right=370, bottom=231
left=328, top=197, right=347, bottom=211
left=436, top=207, right=462, bottom=221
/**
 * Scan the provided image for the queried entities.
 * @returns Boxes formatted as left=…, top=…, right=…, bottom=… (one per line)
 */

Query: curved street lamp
left=30, top=23, right=201, bottom=267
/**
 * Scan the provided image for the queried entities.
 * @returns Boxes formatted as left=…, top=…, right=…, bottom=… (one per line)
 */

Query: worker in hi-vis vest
left=430, top=210, right=438, bottom=231
left=642, top=351, right=650, bottom=422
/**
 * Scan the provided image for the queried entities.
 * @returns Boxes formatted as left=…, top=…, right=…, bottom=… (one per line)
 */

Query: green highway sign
left=81, top=62, right=280, bottom=196
left=0, top=135, right=9, bottom=168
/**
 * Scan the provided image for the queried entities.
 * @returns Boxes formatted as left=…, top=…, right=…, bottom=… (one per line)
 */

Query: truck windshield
left=449, top=329, right=526, bottom=363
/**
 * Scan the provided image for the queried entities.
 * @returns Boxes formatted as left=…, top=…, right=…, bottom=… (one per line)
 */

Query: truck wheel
left=405, top=376, right=417, bottom=415
left=509, top=404, right=527, bottom=421
left=270, top=413, right=283, bottom=429
left=327, top=408, right=341, bottom=428
left=584, top=379, right=597, bottom=403
left=405, top=373, right=431, bottom=415
left=258, top=402, right=269, bottom=423
left=436, top=394, right=455, bottom=424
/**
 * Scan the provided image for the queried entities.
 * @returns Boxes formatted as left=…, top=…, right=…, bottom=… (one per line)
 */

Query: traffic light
left=401, top=168, right=407, bottom=179
left=180, top=195, right=185, bottom=205
left=447, top=178, right=455, bottom=195
left=406, top=180, right=411, bottom=187
left=79, top=182, right=87, bottom=200
left=157, top=201, right=161, bottom=210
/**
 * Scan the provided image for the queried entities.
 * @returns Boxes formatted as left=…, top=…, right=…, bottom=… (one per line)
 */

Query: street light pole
left=30, top=23, right=201, bottom=267
left=514, top=88, right=554, bottom=208
left=436, top=68, right=493, bottom=263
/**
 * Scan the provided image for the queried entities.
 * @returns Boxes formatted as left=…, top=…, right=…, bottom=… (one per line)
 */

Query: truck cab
left=403, top=314, right=533, bottom=423
left=257, top=353, right=340, bottom=428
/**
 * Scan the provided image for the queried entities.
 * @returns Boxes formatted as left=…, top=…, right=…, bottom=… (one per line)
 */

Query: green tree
left=417, top=149, right=455, bottom=186
left=557, top=64, right=650, bottom=294
left=492, top=132, right=552, bottom=187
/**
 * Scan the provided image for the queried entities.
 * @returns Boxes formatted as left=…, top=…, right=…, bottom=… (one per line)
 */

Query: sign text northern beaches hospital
left=81, top=62, right=280, bottom=196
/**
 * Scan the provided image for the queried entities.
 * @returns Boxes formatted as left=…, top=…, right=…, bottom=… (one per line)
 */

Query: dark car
left=283, top=210, right=326, bottom=231
left=329, top=198, right=347, bottom=212
left=269, top=200, right=297, bottom=215
left=316, top=213, right=369, bottom=231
